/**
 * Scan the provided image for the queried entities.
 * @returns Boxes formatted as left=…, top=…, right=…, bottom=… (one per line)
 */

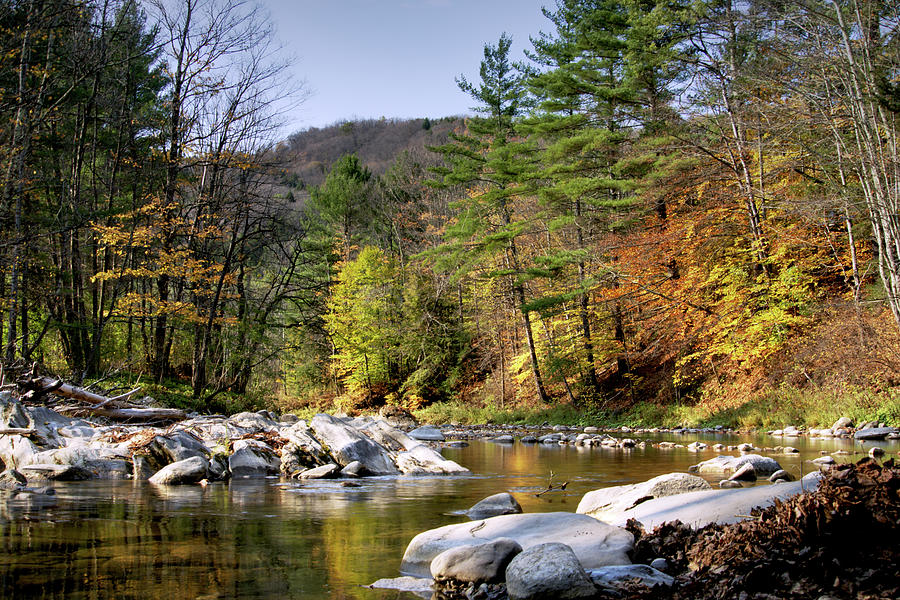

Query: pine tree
left=429, top=33, right=551, bottom=403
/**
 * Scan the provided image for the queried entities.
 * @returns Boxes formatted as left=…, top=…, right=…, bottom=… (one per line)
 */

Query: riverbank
left=410, top=384, right=900, bottom=432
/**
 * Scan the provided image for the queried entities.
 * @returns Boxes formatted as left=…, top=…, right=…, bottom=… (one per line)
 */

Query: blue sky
left=266, top=0, right=553, bottom=135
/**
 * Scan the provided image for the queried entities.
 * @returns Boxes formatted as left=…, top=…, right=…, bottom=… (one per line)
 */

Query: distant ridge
left=277, top=117, right=463, bottom=190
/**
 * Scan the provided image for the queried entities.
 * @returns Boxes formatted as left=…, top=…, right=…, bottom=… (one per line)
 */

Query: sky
left=265, top=0, right=554, bottom=136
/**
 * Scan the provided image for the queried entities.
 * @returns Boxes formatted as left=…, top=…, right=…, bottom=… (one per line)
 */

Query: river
left=0, top=430, right=892, bottom=599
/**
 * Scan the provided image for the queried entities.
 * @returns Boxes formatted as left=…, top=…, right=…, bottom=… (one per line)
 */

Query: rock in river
left=400, top=512, right=633, bottom=578
left=148, top=456, right=209, bottom=485
left=576, top=472, right=711, bottom=521
left=408, top=426, right=445, bottom=442
left=505, top=543, right=598, bottom=600
left=466, top=492, right=522, bottom=520
left=430, top=537, right=522, bottom=584
left=310, top=413, right=398, bottom=475
left=690, top=453, right=782, bottom=476
left=604, top=472, right=823, bottom=530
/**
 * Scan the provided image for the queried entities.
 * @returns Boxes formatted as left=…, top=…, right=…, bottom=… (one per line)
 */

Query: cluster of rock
left=374, top=459, right=825, bottom=600
left=0, top=392, right=467, bottom=487
left=768, top=417, right=899, bottom=440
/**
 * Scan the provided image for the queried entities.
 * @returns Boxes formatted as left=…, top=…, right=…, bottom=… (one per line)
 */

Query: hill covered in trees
left=276, top=117, right=463, bottom=191
left=1, top=0, right=899, bottom=427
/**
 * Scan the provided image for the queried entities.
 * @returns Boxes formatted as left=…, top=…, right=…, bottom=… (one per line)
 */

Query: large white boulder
left=400, top=512, right=633, bottom=578
left=576, top=473, right=711, bottom=521
left=395, top=444, right=468, bottom=475
left=148, top=456, right=209, bottom=485
left=690, top=453, right=782, bottom=476
left=310, top=413, right=398, bottom=475
left=604, top=472, right=823, bottom=530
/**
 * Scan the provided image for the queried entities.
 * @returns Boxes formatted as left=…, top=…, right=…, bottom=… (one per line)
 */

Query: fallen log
left=55, top=405, right=186, bottom=422
left=0, top=428, right=37, bottom=436
left=17, top=375, right=182, bottom=423
left=18, top=375, right=141, bottom=406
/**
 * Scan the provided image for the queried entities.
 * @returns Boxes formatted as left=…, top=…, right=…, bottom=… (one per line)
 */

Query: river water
left=0, top=431, right=893, bottom=599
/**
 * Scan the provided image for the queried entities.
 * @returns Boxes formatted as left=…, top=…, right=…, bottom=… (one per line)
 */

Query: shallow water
left=1, top=431, right=894, bottom=599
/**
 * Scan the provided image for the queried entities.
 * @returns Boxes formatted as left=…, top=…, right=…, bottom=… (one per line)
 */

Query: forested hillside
left=1, top=0, right=899, bottom=425
left=277, top=117, right=462, bottom=191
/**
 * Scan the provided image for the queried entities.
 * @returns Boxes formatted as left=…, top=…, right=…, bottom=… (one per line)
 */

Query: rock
left=310, top=413, right=398, bottom=475
left=769, top=469, right=795, bottom=482
left=854, top=427, right=898, bottom=440
left=606, top=473, right=823, bottom=530
left=687, top=441, right=708, bottom=451
left=356, top=419, right=416, bottom=452
left=831, top=417, right=853, bottom=431
left=228, top=445, right=280, bottom=478
left=378, top=405, right=418, bottom=428
left=466, top=492, right=522, bottom=520
left=0, top=434, right=41, bottom=469
left=340, top=460, right=365, bottom=477
left=430, top=537, right=522, bottom=584
left=148, top=456, right=209, bottom=485
left=505, top=543, right=598, bottom=600
left=577, top=473, right=712, bottom=521
left=690, top=453, right=782, bottom=476
left=783, top=446, right=799, bottom=454
left=155, top=430, right=209, bottom=461
left=279, top=423, right=329, bottom=477
left=395, top=444, right=469, bottom=475
left=19, top=463, right=92, bottom=481
left=31, top=446, right=131, bottom=479
left=401, top=512, right=633, bottom=578
left=408, top=426, right=445, bottom=442
left=491, top=434, right=515, bottom=443
left=520, top=436, right=537, bottom=444
left=0, top=468, right=27, bottom=490
left=869, top=447, right=885, bottom=458
left=719, top=480, right=743, bottom=488
left=367, top=576, right=433, bottom=598
left=228, top=411, right=277, bottom=431
left=728, top=462, right=757, bottom=481
left=649, top=558, right=669, bottom=572
left=279, top=413, right=299, bottom=424
left=813, top=456, right=836, bottom=466
left=299, top=463, right=339, bottom=479
left=588, top=564, right=674, bottom=590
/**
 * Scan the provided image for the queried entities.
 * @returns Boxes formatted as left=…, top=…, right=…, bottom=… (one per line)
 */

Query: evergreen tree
left=429, top=33, right=551, bottom=403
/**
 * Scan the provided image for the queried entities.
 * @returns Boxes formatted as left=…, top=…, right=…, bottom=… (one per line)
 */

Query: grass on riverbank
left=84, top=371, right=900, bottom=430
left=411, top=384, right=900, bottom=430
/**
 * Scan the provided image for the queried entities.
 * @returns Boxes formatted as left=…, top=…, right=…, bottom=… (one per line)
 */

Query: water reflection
left=0, top=432, right=895, bottom=599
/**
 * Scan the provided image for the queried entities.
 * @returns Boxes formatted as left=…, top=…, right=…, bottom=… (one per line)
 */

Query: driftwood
left=16, top=374, right=184, bottom=423
left=534, top=470, right=569, bottom=497
left=0, top=428, right=37, bottom=436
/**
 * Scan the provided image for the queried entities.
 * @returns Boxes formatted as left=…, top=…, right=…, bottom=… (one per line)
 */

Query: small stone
left=148, top=456, right=209, bottom=485
left=0, top=468, right=27, bottom=490
left=466, top=492, right=522, bottom=520
left=719, top=480, right=743, bottom=488
left=728, top=462, right=757, bottom=482
left=409, top=426, right=445, bottom=442
left=340, top=460, right=365, bottom=477
left=299, top=463, right=339, bottom=480
left=649, top=558, right=669, bottom=572
left=869, top=447, right=885, bottom=458
left=769, top=469, right=795, bottom=483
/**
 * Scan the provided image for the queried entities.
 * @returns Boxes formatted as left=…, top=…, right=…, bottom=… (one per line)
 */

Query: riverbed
left=1, top=430, right=893, bottom=599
